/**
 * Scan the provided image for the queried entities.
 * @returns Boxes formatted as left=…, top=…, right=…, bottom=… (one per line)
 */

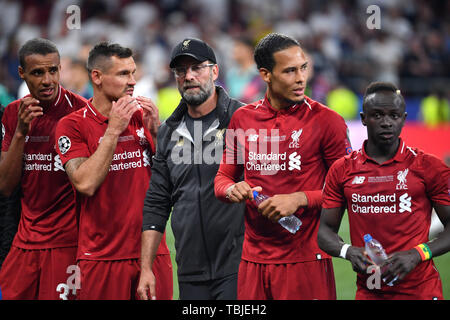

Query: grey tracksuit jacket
left=142, top=86, right=245, bottom=282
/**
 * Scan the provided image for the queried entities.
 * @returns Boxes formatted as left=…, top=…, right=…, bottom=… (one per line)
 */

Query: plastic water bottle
left=252, top=191, right=302, bottom=234
left=364, top=234, right=397, bottom=286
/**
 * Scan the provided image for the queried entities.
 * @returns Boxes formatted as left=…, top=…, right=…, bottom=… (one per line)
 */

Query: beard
left=180, top=75, right=214, bottom=106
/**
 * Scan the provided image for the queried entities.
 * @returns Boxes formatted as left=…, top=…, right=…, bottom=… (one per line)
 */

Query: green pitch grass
left=165, top=212, right=450, bottom=300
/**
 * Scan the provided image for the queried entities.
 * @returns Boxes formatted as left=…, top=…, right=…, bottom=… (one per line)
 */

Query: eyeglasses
left=172, top=63, right=215, bottom=78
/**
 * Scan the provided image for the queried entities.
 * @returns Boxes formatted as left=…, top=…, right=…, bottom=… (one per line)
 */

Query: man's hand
left=380, top=249, right=422, bottom=284
left=106, top=95, right=139, bottom=136
left=137, top=96, right=160, bottom=139
left=137, top=268, right=157, bottom=300
left=258, top=192, right=307, bottom=222
left=16, top=97, right=43, bottom=136
left=225, top=182, right=261, bottom=203
left=346, top=246, right=373, bottom=274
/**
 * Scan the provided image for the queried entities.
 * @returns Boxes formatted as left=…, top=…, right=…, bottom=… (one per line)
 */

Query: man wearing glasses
left=138, top=38, right=245, bottom=300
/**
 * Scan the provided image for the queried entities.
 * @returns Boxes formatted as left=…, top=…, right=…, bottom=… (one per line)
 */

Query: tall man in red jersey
left=0, top=38, right=87, bottom=299
left=318, top=82, right=450, bottom=300
left=55, top=42, right=172, bottom=300
left=214, top=33, right=351, bottom=299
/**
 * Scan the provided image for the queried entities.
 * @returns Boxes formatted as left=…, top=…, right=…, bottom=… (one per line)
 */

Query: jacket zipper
left=195, top=162, right=214, bottom=279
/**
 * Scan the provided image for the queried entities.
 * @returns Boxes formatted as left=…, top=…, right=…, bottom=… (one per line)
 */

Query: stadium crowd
left=0, top=0, right=449, bottom=123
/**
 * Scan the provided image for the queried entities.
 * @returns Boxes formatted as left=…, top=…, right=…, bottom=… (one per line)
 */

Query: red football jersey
left=1, top=86, right=86, bottom=249
left=323, top=139, right=450, bottom=293
left=215, top=95, right=351, bottom=263
left=55, top=99, right=169, bottom=261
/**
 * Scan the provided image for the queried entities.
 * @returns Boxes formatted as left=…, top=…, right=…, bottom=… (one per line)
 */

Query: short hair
left=86, top=42, right=133, bottom=75
left=362, top=81, right=406, bottom=112
left=18, top=38, right=60, bottom=69
left=254, top=33, right=301, bottom=71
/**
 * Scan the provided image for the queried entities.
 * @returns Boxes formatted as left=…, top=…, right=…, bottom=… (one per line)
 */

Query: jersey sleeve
left=322, top=157, right=347, bottom=209
left=1, top=102, right=19, bottom=152
left=303, top=190, right=323, bottom=209
left=214, top=114, right=245, bottom=202
left=55, top=113, right=90, bottom=166
left=422, top=153, right=450, bottom=206
left=321, top=110, right=352, bottom=169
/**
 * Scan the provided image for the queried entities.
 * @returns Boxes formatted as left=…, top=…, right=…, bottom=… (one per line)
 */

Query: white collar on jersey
left=52, top=86, right=73, bottom=109
left=53, top=85, right=62, bottom=105
left=255, top=97, right=312, bottom=111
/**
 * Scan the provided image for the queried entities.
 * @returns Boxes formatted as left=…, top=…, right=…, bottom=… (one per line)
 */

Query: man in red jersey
left=214, top=33, right=351, bottom=300
left=318, top=82, right=450, bottom=300
left=55, top=42, right=172, bottom=300
left=0, top=38, right=87, bottom=300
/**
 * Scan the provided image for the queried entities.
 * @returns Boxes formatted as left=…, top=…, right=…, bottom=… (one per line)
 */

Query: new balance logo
left=288, top=152, right=301, bottom=171
left=399, top=193, right=412, bottom=213
left=352, top=176, right=365, bottom=184
left=248, top=134, right=259, bottom=142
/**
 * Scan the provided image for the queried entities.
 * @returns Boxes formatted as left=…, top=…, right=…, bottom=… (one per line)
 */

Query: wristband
left=414, top=243, right=432, bottom=261
left=339, top=244, right=350, bottom=259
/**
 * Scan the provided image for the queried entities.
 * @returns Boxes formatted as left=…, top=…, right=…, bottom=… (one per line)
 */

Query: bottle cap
left=252, top=190, right=259, bottom=198
left=363, top=234, right=372, bottom=242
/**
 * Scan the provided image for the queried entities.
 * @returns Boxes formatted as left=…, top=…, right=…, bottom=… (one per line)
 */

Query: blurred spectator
left=364, top=30, right=403, bottom=84
left=0, top=84, right=14, bottom=107
left=308, top=2, right=345, bottom=38
left=141, top=41, right=170, bottom=91
left=156, top=84, right=181, bottom=121
left=121, top=1, right=158, bottom=53
left=0, top=0, right=21, bottom=57
left=401, top=38, right=434, bottom=78
left=383, top=6, right=413, bottom=40
left=326, top=85, right=359, bottom=120
left=2, top=39, right=21, bottom=97
left=14, top=3, right=46, bottom=48
left=164, top=11, right=201, bottom=48
left=59, top=56, right=75, bottom=89
left=133, top=58, right=158, bottom=104
left=420, top=85, right=450, bottom=127
left=424, top=30, right=449, bottom=77
left=0, top=0, right=448, bottom=122
left=225, top=36, right=264, bottom=103
left=274, top=12, right=311, bottom=44
left=68, top=58, right=93, bottom=99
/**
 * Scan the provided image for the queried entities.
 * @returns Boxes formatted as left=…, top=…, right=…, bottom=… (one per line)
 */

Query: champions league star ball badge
left=58, top=136, right=71, bottom=154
